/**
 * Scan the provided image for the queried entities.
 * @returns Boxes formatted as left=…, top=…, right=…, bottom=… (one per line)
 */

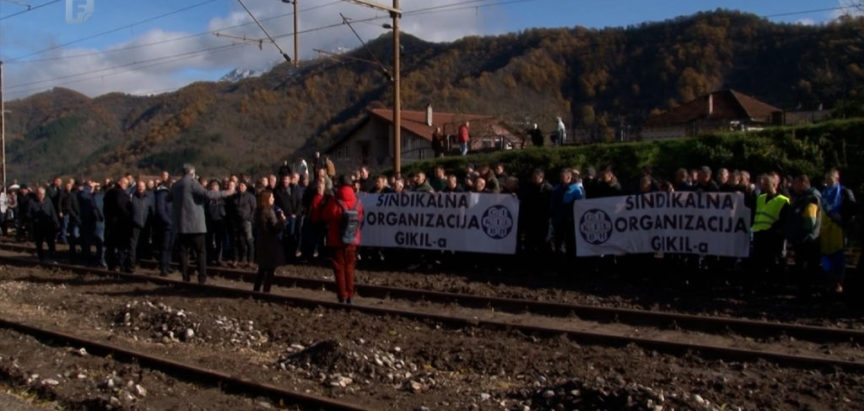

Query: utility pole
left=392, top=0, right=400, bottom=178
left=0, top=61, right=5, bottom=190
left=347, top=0, right=401, bottom=177
left=293, top=0, right=299, bottom=67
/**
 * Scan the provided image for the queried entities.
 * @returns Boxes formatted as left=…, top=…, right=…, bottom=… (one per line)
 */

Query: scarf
left=821, top=183, right=843, bottom=218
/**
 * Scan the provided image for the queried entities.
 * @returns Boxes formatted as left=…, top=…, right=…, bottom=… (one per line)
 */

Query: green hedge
left=401, top=118, right=864, bottom=191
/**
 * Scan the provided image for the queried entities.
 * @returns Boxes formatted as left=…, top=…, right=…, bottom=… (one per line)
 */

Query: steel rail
left=0, top=242, right=861, bottom=345
left=0, top=316, right=374, bottom=411
left=0, top=254, right=862, bottom=372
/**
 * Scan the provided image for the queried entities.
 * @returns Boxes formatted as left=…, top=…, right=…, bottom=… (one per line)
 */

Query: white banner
left=573, top=191, right=751, bottom=257
left=358, top=192, right=520, bottom=255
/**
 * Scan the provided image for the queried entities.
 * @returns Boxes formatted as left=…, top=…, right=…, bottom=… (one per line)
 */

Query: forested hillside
left=5, top=10, right=864, bottom=182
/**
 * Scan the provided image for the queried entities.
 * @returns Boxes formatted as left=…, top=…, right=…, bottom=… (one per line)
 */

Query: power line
left=0, top=0, right=59, bottom=22
left=8, top=0, right=219, bottom=61
left=4, top=0, right=543, bottom=93
left=8, top=0, right=847, bottom=97
left=4, top=0, right=343, bottom=65
left=6, top=43, right=247, bottom=91
left=236, top=0, right=291, bottom=63
left=763, top=5, right=856, bottom=18
left=6, top=43, right=248, bottom=97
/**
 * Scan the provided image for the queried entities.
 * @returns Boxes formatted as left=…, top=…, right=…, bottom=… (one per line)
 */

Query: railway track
left=1, top=241, right=861, bottom=346
left=0, top=251, right=862, bottom=373
left=0, top=316, right=372, bottom=411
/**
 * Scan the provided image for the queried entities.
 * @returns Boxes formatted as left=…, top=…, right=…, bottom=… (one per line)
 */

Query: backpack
left=338, top=199, right=361, bottom=245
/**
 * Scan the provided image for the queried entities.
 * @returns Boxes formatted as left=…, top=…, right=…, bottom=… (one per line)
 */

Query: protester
left=31, top=187, right=59, bottom=263
left=786, top=174, right=821, bottom=286
left=751, top=173, right=790, bottom=276
left=458, top=121, right=470, bottom=156
left=253, top=189, right=288, bottom=293
left=103, top=177, right=134, bottom=273
left=170, top=164, right=234, bottom=284
left=819, top=168, right=857, bottom=293
left=313, top=175, right=364, bottom=304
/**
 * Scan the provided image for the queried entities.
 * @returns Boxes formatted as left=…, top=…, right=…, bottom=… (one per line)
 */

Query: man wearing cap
left=169, top=164, right=234, bottom=283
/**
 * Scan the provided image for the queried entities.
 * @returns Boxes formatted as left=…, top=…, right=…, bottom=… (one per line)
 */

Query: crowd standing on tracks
left=0, top=153, right=859, bottom=300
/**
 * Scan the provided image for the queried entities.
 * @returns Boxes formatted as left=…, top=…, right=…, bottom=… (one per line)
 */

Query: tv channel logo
left=66, top=0, right=94, bottom=24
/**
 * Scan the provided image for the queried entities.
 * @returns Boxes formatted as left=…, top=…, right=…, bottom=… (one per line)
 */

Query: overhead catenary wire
left=6, top=0, right=219, bottom=62
left=5, top=0, right=856, bottom=96
left=5, top=43, right=248, bottom=91
left=4, top=0, right=343, bottom=65
left=4, top=0, right=519, bottom=91
left=0, top=0, right=59, bottom=22
left=339, top=13, right=391, bottom=78
left=5, top=43, right=249, bottom=97
left=236, top=0, right=292, bottom=63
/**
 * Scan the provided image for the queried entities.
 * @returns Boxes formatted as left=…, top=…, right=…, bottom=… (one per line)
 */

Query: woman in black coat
left=253, top=189, right=287, bottom=293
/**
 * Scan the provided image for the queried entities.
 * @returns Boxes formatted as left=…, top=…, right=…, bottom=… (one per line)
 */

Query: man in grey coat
left=169, top=164, right=234, bottom=283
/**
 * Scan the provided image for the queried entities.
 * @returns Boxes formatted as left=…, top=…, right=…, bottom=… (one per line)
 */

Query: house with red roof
left=641, top=90, right=782, bottom=140
left=325, top=107, right=518, bottom=172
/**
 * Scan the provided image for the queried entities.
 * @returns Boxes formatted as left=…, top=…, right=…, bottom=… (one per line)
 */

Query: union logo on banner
left=481, top=205, right=514, bottom=240
left=579, top=208, right=613, bottom=245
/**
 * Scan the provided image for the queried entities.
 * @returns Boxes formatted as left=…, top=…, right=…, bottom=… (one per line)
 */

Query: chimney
left=426, top=104, right=433, bottom=126
left=707, top=93, right=714, bottom=117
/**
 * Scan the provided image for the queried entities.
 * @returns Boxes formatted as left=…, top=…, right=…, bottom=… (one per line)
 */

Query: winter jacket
left=255, top=207, right=287, bottom=268
left=170, top=175, right=226, bottom=234
left=30, top=199, right=59, bottom=232
left=787, top=187, right=821, bottom=245
left=59, top=189, right=81, bottom=225
left=153, top=186, right=172, bottom=228
left=130, top=190, right=153, bottom=229
left=229, top=191, right=256, bottom=223
left=313, top=185, right=363, bottom=247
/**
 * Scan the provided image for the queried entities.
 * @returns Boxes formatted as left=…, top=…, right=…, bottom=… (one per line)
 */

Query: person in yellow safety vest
left=752, top=172, right=790, bottom=275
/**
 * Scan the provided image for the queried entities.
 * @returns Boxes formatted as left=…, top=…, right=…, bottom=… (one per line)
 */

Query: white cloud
left=5, top=0, right=498, bottom=100
left=794, top=18, right=816, bottom=26
left=833, top=0, right=864, bottom=19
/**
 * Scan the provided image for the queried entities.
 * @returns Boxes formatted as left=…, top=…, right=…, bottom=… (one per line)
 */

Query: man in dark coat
left=16, top=185, right=35, bottom=242
left=274, top=174, right=302, bottom=262
left=129, top=180, right=153, bottom=270
left=170, top=164, right=233, bottom=283
left=30, top=187, right=60, bottom=263
left=205, top=180, right=228, bottom=266
left=519, top=168, right=553, bottom=257
left=77, top=181, right=104, bottom=267
left=103, top=177, right=134, bottom=273
left=153, top=179, right=174, bottom=275
left=59, top=179, right=81, bottom=261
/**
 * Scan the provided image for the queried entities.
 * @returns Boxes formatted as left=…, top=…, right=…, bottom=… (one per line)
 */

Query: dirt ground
left=0, top=262, right=861, bottom=410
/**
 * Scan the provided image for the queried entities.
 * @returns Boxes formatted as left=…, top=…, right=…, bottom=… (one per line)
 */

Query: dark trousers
left=129, top=226, right=143, bottom=268
left=329, top=245, right=357, bottom=300
left=79, top=227, right=105, bottom=267
left=34, top=226, right=56, bottom=262
left=179, top=233, right=206, bottom=283
left=253, top=266, right=276, bottom=293
left=233, top=221, right=254, bottom=263
left=282, top=216, right=298, bottom=262
left=752, top=230, right=786, bottom=276
left=207, top=220, right=227, bottom=263
left=152, top=223, right=174, bottom=274
left=792, top=239, right=821, bottom=286
left=105, top=225, right=132, bottom=272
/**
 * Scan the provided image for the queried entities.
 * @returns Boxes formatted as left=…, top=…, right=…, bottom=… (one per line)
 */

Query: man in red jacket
left=312, top=175, right=364, bottom=304
left=458, top=121, right=470, bottom=156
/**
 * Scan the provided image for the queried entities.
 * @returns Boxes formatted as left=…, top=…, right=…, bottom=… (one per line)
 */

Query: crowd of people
left=0, top=155, right=858, bottom=298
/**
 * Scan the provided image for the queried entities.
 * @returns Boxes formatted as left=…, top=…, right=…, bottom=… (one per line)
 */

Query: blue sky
left=0, top=0, right=854, bottom=99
